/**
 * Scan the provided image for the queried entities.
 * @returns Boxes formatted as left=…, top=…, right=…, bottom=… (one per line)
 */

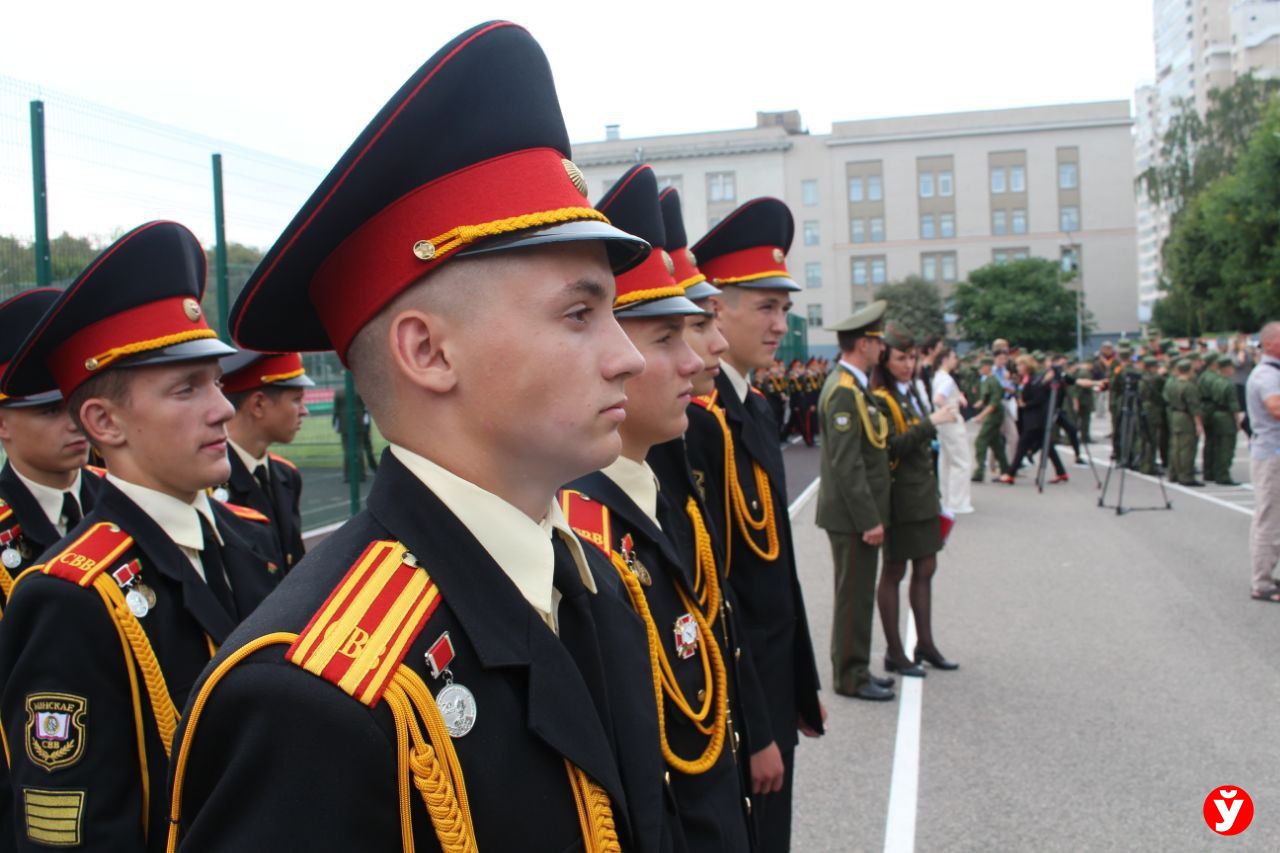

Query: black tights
left=877, top=554, right=942, bottom=664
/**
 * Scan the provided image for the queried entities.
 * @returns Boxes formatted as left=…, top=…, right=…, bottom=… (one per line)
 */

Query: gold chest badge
left=25, top=693, right=88, bottom=771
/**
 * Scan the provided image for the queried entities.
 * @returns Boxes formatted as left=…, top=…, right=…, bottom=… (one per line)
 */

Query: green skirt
left=886, top=517, right=942, bottom=562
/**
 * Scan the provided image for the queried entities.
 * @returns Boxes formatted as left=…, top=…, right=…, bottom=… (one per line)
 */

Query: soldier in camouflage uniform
left=1164, top=359, right=1205, bottom=486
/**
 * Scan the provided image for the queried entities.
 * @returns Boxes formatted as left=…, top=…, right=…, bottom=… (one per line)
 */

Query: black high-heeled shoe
left=883, top=655, right=925, bottom=678
left=915, top=646, right=959, bottom=671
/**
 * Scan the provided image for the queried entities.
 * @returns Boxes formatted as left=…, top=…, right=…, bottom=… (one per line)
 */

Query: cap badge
left=183, top=298, right=202, bottom=322
left=83, top=358, right=100, bottom=371
left=685, top=249, right=698, bottom=267
left=771, top=248, right=785, bottom=264
left=412, top=240, right=437, bottom=261
left=563, top=159, right=589, bottom=197
left=661, top=251, right=675, bottom=276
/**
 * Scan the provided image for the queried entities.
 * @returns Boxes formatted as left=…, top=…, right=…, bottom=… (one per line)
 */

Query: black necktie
left=551, top=536, right=611, bottom=724
left=197, top=513, right=236, bottom=619
left=60, top=493, right=81, bottom=528
left=253, top=465, right=272, bottom=500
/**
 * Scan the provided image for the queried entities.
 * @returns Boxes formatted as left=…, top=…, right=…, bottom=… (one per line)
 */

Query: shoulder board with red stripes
left=85, top=465, right=107, bottom=478
left=690, top=391, right=720, bottom=411
left=559, top=489, right=612, bottom=558
left=0, top=498, right=12, bottom=526
left=286, top=540, right=442, bottom=707
left=268, top=452, right=298, bottom=471
left=41, top=522, right=135, bottom=587
left=220, top=501, right=271, bottom=524
left=749, top=385, right=765, bottom=397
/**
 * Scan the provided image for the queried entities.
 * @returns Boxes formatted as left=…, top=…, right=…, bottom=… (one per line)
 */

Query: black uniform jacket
left=0, top=462, right=102, bottom=609
left=168, top=451, right=671, bottom=853
left=221, top=449, right=305, bottom=573
left=565, top=466, right=751, bottom=853
left=0, top=478, right=277, bottom=852
left=683, top=373, right=823, bottom=753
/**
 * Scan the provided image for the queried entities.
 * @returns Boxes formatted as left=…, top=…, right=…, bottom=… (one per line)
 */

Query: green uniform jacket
left=878, top=384, right=941, bottom=525
left=1165, top=376, right=1202, bottom=426
left=977, top=374, right=1004, bottom=428
left=815, top=367, right=891, bottom=534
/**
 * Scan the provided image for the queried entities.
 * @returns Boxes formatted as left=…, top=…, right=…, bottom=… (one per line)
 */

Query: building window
left=848, top=176, right=864, bottom=202
left=922, top=255, right=938, bottom=280
left=1013, top=250, right=1029, bottom=261
left=991, top=167, right=1006, bottom=193
left=807, top=304, right=824, bottom=328
left=1059, top=162, right=1078, bottom=189
left=920, top=214, right=935, bottom=240
left=1011, top=208, right=1027, bottom=235
left=868, top=175, right=882, bottom=201
left=852, top=259, right=868, bottom=285
left=657, top=175, right=683, bottom=192
left=851, top=218, right=865, bottom=243
left=871, top=259, right=887, bottom=284
left=805, top=262, right=823, bottom=289
left=993, top=251, right=1008, bottom=265
left=1060, top=205, right=1080, bottom=231
left=707, top=215, right=722, bottom=231
left=938, top=170, right=954, bottom=197
left=802, top=179, right=819, bottom=206
left=992, top=209, right=1008, bottom=236
left=1009, top=165, right=1025, bottom=193
left=941, top=254, right=957, bottom=282
left=803, top=220, right=820, bottom=246
left=919, top=172, right=934, bottom=198
left=939, top=212, right=955, bottom=238
left=870, top=217, right=885, bottom=242
left=708, top=172, right=736, bottom=203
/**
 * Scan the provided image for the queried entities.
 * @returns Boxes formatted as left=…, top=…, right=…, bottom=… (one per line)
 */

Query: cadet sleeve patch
left=25, top=693, right=88, bottom=771
left=24, top=788, right=85, bottom=846
left=833, top=411, right=854, bottom=432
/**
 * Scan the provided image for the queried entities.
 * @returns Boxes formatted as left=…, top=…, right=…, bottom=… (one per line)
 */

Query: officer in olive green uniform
left=1164, top=359, right=1205, bottom=486
left=1069, top=361, right=1095, bottom=445
left=815, top=301, right=896, bottom=702
left=1109, top=345, right=1133, bottom=461
left=1211, top=358, right=1243, bottom=484
left=971, top=357, right=1008, bottom=482
left=1198, top=353, right=1220, bottom=483
left=1138, top=356, right=1165, bottom=475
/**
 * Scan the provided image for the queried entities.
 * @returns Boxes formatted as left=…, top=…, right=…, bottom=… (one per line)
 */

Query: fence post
left=30, top=100, right=51, bottom=286
left=211, top=153, right=230, bottom=340
left=343, top=371, right=361, bottom=515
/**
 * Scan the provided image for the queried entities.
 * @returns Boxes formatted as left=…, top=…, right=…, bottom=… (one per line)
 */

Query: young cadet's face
left=714, top=288, right=792, bottom=371
left=619, top=315, right=701, bottom=451
left=111, top=361, right=234, bottom=498
left=458, top=242, right=644, bottom=481
left=261, top=388, right=308, bottom=444
left=0, top=402, right=89, bottom=476
left=685, top=307, right=729, bottom=397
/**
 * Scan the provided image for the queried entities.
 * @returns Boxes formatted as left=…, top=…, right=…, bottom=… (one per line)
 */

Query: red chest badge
left=673, top=613, right=699, bottom=659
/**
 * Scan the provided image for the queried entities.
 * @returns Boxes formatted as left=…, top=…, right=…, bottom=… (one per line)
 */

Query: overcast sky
left=4, top=0, right=1156, bottom=169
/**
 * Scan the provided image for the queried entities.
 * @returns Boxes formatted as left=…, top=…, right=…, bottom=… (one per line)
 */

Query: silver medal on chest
left=125, top=588, right=150, bottom=618
left=435, top=682, right=477, bottom=738
left=212, top=487, right=230, bottom=503
left=1, top=547, right=21, bottom=570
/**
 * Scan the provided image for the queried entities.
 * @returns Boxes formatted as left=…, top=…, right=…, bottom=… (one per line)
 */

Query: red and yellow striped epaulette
left=749, top=385, right=765, bottom=398
left=0, top=497, right=13, bottom=526
left=285, top=540, right=442, bottom=707
left=219, top=502, right=271, bottom=524
left=559, top=490, right=612, bottom=558
left=84, top=465, right=107, bottom=478
left=690, top=390, right=720, bottom=411
left=268, top=452, right=297, bottom=471
left=41, top=522, right=134, bottom=587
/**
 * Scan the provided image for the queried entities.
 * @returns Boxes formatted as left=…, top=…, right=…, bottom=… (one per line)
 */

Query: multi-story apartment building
left=575, top=103, right=1138, bottom=357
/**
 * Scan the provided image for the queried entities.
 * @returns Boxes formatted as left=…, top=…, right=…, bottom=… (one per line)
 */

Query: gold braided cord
left=704, top=402, right=780, bottom=563
left=610, top=552, right=728, bottom=774
left=564, top=761, right=621, bottom=853
left=685, top=497, right=720, bottom=618
left=614, top=285, right=687, bottom=306
left=88, top=328, right=218, bottom=373
left=871, top=388, right=920, bottom=471
left=422, top=207, right=609, bottom=262
left=259, top=368, right=306, bottom=384
left=0, top=563, right=13, bottom=603
left=677, top=272, right=708, bottom=290
left=709, top=270, right=788, bottom=286
left=852, top=384, right=889, bottom=450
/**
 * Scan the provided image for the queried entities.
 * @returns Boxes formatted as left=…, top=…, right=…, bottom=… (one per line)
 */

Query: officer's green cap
left=1141, top=355, right=1157, bottom=366
left=1174, top=358, right=1192, bottom=371
left=1117, top=344, right=1133, bottom=354
left=1203, top=352, right=1219, bottom=365
left=826, top=299, right=887, bottom=337
left=979, top=356, right=994, bottom=366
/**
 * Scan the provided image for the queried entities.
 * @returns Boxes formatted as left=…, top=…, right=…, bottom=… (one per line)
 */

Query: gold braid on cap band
left=413, top=207, right=609, bottom=262
left=709, top=270, right=786, bottom=286
left=259, top=368, right=306, bottom=385
left=85, top=329, right=218, bottom=372
left=615, top=286, right=686, bottom=307
left=677, top=273, right=708, bottom=290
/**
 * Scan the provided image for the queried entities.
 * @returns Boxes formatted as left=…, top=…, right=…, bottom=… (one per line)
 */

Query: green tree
left=874, top=275, right=945, bottom=341
left=952, top=258, right=1091, bottom=350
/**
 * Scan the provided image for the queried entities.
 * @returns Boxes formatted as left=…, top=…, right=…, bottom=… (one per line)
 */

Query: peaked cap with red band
left=691, top=197, right=800, bottom=292
left=219, top=350, right=315, bottom=395
left=1, top=221, right=234, bottom=399
left=658, top=187, right=720, bottom=303
left=0, top=288, right=63, bottom=407
left=230, top=21, right=650, bottom=361
left=596, top=165, right=700, bottom=318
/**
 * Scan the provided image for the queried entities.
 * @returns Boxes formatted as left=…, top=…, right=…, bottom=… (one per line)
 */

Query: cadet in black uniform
left=216, top=350, right=312, bottom=572
left=0, top=289, right=103, bottom=606
left=684, top=198, right=825, bottom=852
left=166, top=22, right=677, bottom=853
left=0, top=221, right=279, bottom=851
left=564, top=165, right=750, bottom=852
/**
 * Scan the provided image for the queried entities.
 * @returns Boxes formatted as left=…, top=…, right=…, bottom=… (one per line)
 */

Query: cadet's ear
left=387, top=308, right=457, bottom=395
left=0, top=410, right=11, bottom=442
left=78, top=397, right=127, bottom=449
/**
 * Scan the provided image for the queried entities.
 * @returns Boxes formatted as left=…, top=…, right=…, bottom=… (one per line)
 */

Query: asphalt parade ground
left=784, top=423, right=1278, bottom=852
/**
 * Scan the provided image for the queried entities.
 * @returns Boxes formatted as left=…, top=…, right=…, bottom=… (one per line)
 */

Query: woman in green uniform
left=870, top=324, right=960, bottom=677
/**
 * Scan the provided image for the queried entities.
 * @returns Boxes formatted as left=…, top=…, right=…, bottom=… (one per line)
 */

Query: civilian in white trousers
left=932, top=348, right=974, bottom=513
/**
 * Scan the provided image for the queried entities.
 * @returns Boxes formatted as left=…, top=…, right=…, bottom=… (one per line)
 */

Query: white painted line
left=788, top=477, right=821, bottom=519
left=1085, top=443, right=1252, bottom=517
left=883, top=612, right=922, bottom=853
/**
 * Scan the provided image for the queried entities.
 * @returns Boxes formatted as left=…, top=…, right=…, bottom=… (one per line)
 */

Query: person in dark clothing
left=1000, top=355, right=1067, bottom=484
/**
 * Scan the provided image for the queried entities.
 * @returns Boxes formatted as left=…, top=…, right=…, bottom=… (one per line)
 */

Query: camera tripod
left=1098, top=372, right=1172, bottom=515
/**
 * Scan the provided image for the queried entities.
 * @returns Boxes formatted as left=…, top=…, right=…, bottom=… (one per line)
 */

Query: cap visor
left=0, top=389, right=64, bottom=409
left=723, top=275, right=801, bottom=293
left=455, top=220, right=650, bottom=274
left=614, top=295, right=704, bottom=318
left=684, top=281, right=722, bottom=301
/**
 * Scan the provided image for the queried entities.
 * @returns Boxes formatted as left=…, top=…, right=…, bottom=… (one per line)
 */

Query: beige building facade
left=576, top=102, right=1139, bottom=356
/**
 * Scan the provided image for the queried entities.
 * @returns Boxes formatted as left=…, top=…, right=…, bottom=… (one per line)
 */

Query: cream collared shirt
left=720, top=360, right=751, bottom=404
left=228, top=438, right=268, bottom=478
left=601, top=456, right=662, bottom=530
left=106, top=475, right=223, bottom=583
left=839, top=359, right=869, bottom=390
left=11, top=467, right=84, bottom=537
left=389, top=445, right=595, bottom=634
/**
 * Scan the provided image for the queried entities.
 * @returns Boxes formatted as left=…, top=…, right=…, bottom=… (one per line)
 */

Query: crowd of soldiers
left=754, top=358, right=831, bottom=446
